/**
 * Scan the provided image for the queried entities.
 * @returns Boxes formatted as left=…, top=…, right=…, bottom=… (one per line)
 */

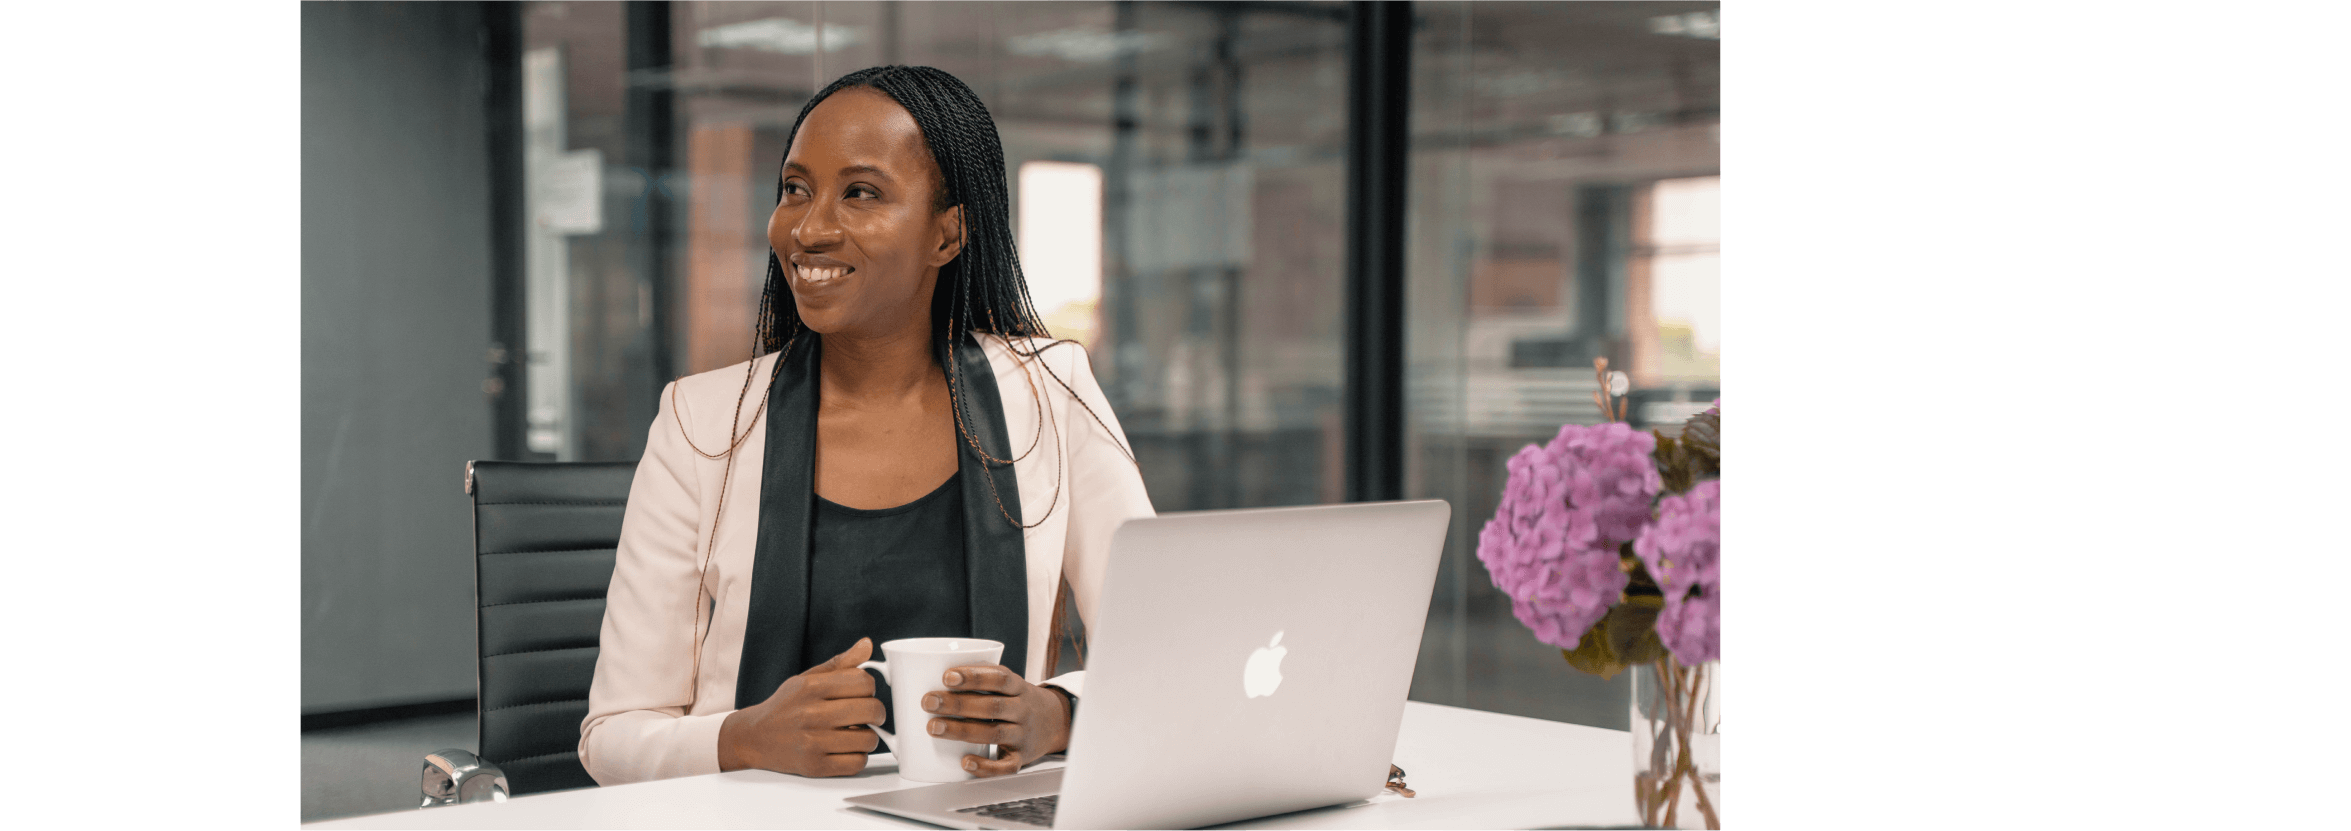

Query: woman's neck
left=817, top=326, right=941, bottom=403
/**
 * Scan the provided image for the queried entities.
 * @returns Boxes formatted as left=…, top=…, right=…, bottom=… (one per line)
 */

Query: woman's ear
left=929, top=204, right=965, bottom=267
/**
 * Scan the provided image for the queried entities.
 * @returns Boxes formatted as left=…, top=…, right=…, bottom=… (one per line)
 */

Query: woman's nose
left=793, top=199, right=844, bottom=250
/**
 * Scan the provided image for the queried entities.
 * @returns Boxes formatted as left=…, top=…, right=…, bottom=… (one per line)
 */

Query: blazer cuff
left=581, top=709, right=733, bottom=786
left=1041, top=670, right=1084, bottom=701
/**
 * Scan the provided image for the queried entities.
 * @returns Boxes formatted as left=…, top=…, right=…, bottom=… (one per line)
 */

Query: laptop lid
left=1051, top=500, right=1450, bottom=830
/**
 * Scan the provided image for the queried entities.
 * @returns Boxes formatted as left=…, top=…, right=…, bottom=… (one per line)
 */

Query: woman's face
left=768, top=87, right=963, bottom=339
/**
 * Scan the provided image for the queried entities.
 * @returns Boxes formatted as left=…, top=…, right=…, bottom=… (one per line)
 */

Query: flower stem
left=1639, top=657, right=1722, bottom=829
left=1683, top=663, right=1718, bottom=829
left=1638, top=662, right=1672, bottom=827
left=1657, top=657, right=1684, bottom=828
left=1691, top=762, right=1720, bottom=830
left=1638, top=772, right=1661, bottom=828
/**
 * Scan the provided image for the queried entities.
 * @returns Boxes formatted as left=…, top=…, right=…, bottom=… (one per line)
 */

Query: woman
left=579, top=66, right=1153, bottom=786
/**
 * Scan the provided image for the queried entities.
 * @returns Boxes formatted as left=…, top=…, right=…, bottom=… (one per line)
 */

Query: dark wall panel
left=301, top=1, right=497, bottom=712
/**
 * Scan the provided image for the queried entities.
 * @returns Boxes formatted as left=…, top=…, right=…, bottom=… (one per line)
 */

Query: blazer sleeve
left=1044, top=343, right=1156, bottom=701
left=578, top=380, right=732, bottom=786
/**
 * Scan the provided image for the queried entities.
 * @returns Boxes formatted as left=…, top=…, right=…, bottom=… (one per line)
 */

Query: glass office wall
left=517, top=0, right=1717, bottom=728
left=527, top=1, right=1351, bottom=513
left=522, top=2, right=667, bottom=461
left=1406, top=2, right=1720, bottom=726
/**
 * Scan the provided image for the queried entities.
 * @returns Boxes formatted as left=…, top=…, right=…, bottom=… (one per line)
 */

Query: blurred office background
left=302, top=0, right=1716, bottom=821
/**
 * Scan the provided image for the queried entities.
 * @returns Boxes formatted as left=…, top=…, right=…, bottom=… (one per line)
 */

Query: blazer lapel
left=951, top=332, right=1030, bottom=679
left=735, top=334, right=821, bottom=709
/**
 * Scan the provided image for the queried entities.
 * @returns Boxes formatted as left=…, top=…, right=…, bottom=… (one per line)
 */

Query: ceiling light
left=698, top=17, right=863, bottom=54
left=1648, top=11, right=1720, bottom=40
left=1006, top=27, right=1168, bottom=62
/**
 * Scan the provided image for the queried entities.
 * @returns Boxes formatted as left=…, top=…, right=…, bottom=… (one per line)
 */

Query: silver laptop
left=845, top=500, right=1451, bottom=830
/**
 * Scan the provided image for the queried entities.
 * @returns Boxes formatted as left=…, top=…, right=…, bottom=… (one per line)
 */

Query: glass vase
left=1630, top=658, right=1720, bottom=829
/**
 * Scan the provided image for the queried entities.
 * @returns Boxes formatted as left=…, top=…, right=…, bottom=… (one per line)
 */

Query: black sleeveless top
left=803, top=472, right=970, bottom=734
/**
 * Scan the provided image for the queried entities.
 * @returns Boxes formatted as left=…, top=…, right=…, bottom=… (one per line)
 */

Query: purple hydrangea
left=1477, top=423, right=1661, bottom=649
left=1635, top=479, right=1720, bottom=664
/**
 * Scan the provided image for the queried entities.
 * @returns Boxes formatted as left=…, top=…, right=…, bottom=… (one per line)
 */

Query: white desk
left=306, top=701, right=1647, bottom=829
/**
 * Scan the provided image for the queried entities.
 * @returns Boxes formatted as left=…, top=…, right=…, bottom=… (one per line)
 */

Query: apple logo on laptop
left=1244, top=631, right=1286, bottom=698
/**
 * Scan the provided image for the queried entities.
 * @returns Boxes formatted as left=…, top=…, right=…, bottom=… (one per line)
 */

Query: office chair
left=431, top=459, right=635, bottom=801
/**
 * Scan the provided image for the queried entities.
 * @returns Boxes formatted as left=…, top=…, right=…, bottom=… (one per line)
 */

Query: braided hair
left=748, top=65, right=1135, bottom=524
left=755, top=65, right=1047, bottom=354
left=678, top=66, right=1133, bottom=685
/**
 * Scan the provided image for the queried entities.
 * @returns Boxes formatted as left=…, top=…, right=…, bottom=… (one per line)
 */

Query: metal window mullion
left=1343, top=1, right=1411, bottom=503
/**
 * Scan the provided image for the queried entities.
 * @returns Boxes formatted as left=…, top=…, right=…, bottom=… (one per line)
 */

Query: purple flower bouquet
left=1475, top=359, right=1720, bottom=828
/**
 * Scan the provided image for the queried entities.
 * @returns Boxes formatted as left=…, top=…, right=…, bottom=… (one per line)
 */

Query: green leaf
left=1563, top=622, right=1626, bottom=680
left=1604, top=596, right=1666, bottom=666
left=1652, top=430, right=1694, bottom=495
left=1563, top=596, right=1670, bottom=680
left=1679, top=410, right=1720, bottom=478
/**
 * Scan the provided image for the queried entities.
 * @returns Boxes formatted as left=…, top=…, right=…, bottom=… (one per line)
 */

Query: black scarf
left=733, top=331, right=1030, bottom=708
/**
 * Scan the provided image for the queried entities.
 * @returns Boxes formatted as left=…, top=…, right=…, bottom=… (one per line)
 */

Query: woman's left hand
left=922, top=664, right=1073, bottom=777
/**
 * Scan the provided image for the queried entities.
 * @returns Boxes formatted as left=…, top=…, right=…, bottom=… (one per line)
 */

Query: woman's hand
left=922, top=664, right=1075, bottom=777
left=718, top=638, right=885, bottom=777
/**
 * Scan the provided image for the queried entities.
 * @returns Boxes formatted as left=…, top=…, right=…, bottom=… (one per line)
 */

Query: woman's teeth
left=799, top=265, right=849, bottom=284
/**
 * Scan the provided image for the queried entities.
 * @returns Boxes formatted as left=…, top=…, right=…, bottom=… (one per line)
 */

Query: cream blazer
left=579, top=335, right=1154, bottom=786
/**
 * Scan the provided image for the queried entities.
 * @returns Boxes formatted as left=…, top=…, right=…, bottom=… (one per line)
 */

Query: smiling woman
left=773, top=88, right=965, bottom=345
left=579, top=66, right=1156, bottom=787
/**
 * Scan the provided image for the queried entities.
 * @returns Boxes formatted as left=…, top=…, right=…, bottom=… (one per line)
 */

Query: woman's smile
left=797, top=265, right=851, bottom=285
left=767, top=86, right=964, bottom=338
left=790, top=255, right=857, bottom=289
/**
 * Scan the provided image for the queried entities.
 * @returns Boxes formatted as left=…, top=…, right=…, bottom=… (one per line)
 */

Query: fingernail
left=930, top=719, right=947, bottom=736
left=944, top=670, right=963, bottom=686
left=964, top=758, right=978, bottom=771
left=923, top=694, right=940, bottom=712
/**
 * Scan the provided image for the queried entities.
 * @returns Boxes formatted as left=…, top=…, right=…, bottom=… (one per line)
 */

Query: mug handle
left=855, top=660, right=897, bottom=753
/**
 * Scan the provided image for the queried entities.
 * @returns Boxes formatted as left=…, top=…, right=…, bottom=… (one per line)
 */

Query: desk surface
left=306, top=701, right=1647, bottom=829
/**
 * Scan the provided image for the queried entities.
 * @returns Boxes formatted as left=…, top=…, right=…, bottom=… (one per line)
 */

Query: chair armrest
left=421, top=748, right=509, bottom=807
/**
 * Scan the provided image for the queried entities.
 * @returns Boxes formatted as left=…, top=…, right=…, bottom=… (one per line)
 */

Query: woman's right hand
left=718, top=637, right=885, bottom=777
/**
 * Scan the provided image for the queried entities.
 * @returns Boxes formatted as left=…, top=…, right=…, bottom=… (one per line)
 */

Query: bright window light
left=1016, top=161, right=1104, bottom=347
left=1650, top=176, right=1721, bottom=357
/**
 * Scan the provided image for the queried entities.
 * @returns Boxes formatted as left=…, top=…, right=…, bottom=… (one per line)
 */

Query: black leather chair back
left=465, top=460, right=635, bottom=795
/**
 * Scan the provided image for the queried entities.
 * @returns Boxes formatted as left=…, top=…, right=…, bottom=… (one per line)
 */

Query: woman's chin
left=795, top=313, right=849, bottom=336
left=787, top=293, right=850, bottom=334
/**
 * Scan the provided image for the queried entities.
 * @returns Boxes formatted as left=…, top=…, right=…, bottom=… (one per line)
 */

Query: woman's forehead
left=785, top=87, right=933, bottom=177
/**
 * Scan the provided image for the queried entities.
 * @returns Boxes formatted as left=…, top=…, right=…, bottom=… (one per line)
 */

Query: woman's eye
left=846, top=185, right=878, bottom=200
left=782, top=181, right=807, bottom=197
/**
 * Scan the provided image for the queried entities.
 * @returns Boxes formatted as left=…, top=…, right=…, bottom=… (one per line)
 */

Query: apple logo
left=1244, top=631, right=1287, bottom=698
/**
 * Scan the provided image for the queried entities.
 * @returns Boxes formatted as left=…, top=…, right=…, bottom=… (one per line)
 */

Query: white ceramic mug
left=857, top=637, right=1005, bottom=783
